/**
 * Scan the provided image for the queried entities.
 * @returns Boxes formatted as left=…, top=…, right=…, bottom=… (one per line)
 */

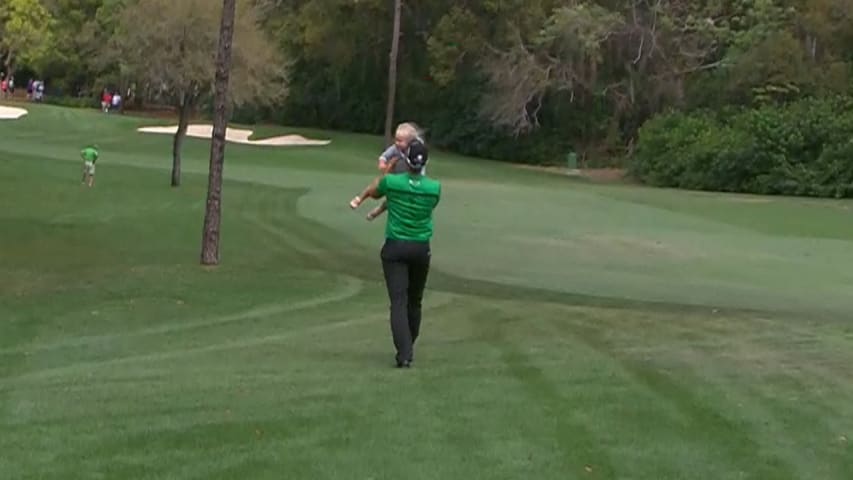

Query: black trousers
left=381, top=239, right=431, bottom=364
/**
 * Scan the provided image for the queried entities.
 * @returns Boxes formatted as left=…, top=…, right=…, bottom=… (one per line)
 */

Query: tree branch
left=633, top=35, right=645, bottom=64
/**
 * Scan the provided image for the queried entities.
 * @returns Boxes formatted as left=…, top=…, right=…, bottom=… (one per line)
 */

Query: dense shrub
left=632, top=97, right=853, bottom=197
left=43, top=96, right=100, bottom=109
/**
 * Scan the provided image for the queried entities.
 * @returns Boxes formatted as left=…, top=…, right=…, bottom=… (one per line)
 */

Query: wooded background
left=2, top=0, right=852, bottom=195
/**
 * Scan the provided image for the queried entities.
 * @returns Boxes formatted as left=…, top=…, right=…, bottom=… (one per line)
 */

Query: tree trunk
left=200, top=0, right=237, bottom=266
left=171, top=96, right=191, bottom=187
left=3, top=50, right=15, bottom=79
left=383, top=0, right=403, bottom=145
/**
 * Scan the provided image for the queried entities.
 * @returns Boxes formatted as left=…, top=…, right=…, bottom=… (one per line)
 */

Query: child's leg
left=366, top=199, right=388, bottom=221
left=86, top=164, right=95, bottom=187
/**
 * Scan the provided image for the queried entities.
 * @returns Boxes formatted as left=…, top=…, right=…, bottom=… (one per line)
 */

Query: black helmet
left=406, top=139, right=428, bottom=171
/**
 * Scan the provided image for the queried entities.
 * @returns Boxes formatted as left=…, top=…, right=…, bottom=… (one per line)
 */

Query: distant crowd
left=101, top=89, right=123, bottom=113
left=1, top=72, right=136, bottom=113
left=0, top=73, right=46, bottom=102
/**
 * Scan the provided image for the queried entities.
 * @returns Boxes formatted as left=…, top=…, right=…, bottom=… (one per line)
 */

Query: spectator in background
left=101, top=89, right=112, bottom=113
left=111, top=91, right=122, bottom=113
left=34, top=81, right=44, bottom=102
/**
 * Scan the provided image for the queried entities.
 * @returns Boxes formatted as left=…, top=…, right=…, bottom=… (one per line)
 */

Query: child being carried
left=350, top=122, right=426, bottom=220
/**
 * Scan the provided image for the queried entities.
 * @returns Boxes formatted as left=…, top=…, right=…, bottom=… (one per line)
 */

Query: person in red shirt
left=1, top=79, right=8, bottom=99
left=101, top=90, right=112, bottom=113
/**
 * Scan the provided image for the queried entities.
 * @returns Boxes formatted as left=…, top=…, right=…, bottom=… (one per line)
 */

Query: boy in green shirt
left=81, top=145, right=99, bottom=187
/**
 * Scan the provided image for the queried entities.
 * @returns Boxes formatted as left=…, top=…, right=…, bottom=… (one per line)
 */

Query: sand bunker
left=138, top=124, right=330, bottom=146
left=0, top=106, right=28, bottom=120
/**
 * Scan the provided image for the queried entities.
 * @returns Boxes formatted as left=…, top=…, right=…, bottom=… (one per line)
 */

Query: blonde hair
left=395, top=122, right=424, bottom=143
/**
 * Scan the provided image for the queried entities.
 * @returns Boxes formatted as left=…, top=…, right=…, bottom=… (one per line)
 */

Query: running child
left=81, top=145, right=99, bottom=187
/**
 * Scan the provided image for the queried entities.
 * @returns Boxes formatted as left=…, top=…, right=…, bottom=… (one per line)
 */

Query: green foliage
left=633, top=97, right=853, bottom=197
left=537, top=4, right=623, bottom=58
left=104, top=0, right=286, bottom=109
left=5, top=0, right=853, bottom=171
left=37, top=0, right=114, bottom=94
left=728, top=31, right=811, bottom=104
left=814, top=140, right=853, bottom=198
left=631, top=112, right=719, bottom=187
left=0, top=0, right=56, bottom=73
left=43, top=94, right=99, bottom=109
left=426, top=7, right=482, bottom=87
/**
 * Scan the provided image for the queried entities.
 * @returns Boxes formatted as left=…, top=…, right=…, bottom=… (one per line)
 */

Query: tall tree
left=200, top=0, right=238, bottom=266
left=383, top=0, right=402, bottom=144
left=106, top=0, right=286, bottom=187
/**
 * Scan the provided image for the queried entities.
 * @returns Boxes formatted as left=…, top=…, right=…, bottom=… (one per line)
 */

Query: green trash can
left=566, top=152, right=578, bottom=170
left=566, top=152, right=580, bottom=176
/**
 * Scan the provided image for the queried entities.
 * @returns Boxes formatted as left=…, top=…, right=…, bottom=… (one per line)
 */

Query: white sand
left=0, top=106, right=28, bottom=120
left=137, top=124, right=331, bottom=146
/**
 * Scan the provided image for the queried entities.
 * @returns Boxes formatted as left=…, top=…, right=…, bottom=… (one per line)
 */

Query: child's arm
left=378, top=146, right=399, bottom=172
left=380, top=156, right=398, bottom=174
left=350, top=158, right=398, bottom=209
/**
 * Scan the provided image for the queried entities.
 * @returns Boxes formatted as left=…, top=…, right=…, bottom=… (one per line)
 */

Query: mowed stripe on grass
left=1, top=104, right=852, bottom=479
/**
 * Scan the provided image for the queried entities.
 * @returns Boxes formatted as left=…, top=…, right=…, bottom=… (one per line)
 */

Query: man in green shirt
left=351, top=139, right=441, bottom=368
left=81, top=145, right=99, bottom=187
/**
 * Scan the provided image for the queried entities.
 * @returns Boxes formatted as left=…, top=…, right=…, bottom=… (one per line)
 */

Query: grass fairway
left=1, top=104, right=852, bottom=479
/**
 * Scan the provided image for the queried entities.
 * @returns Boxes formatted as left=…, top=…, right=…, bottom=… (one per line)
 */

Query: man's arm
left=363, top=181, right=384, bottom=199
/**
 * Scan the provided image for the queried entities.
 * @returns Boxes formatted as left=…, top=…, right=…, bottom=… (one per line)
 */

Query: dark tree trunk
left=200, top=0, right=237, bottom=266
left=383, top=0, right=403, bottom=145
left=3, top=51, right=15, bottom=80
left=171, top=95, right=191, bottom=187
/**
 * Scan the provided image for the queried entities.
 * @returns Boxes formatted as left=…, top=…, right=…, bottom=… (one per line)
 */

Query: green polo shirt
left=81, top=147, right=99, bottom=163
left=376, top=172, right=441, bottom=242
